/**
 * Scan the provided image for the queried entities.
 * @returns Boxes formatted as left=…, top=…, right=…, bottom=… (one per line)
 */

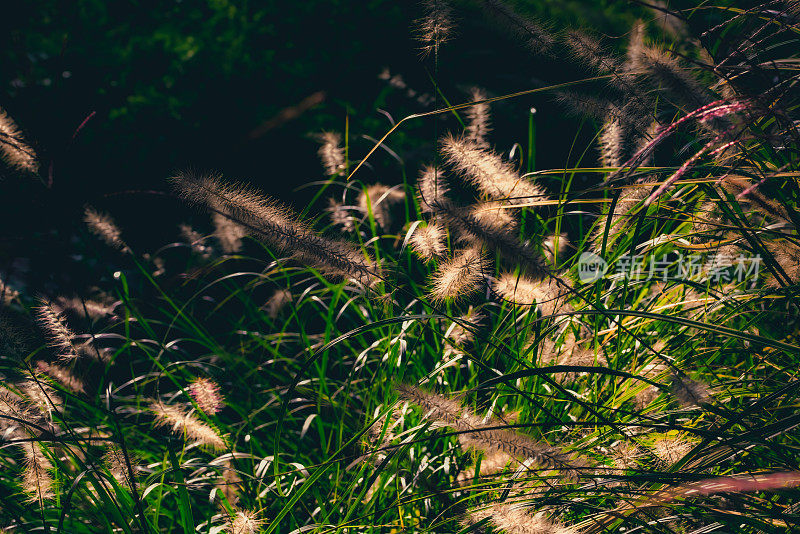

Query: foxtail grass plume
left=228, top=509, right=263, bottom=534
left=415, top=0, right=454, bottom=58
left=493, top=272, right=571, bottom=317
left=0, top=107, right=38, bottom=173
left=326, top=198, right=356, bottom=233
left=409, top=221, right=447, bottom=261
left=429, top=248, right=487, bottom=302
left=264, top=288, right=292, bottom=319
left=36, top=300, right=78, bottom=360
left=467, top=502, right=578, bottom=534
left=417, top=165, right=449, bottom=214
left=188, top=377, right=224, bottom=414
left=55, top=295, right=115, bottom=320
left=542, top=233, right=569, bottom=265
left=212, top=208, right=248, bottom=254
left=20, top=440, right=55, bottom=503
left=217, top=460, right=243, bottom=506
left=465, top=87, right=491, bottom=148
left=0, top=275, right=20, bottom=305
left=671, top=375, right=710, bottom=407
left=358, top=183, right=405, bottom=230
left=441, top=135, right=545, bottom=205
left=104, top=444, right=140, bottom=489
left=35, top=361, right=84, bottom=394
left=479, top=0, right=555, bottom=56
left=316, top=131, right=345, bottom=176
left=150, top=401, right=227, bottom=451
left=172, top=171, right=383, bottom=288
left=457, top=450, right=515, bottom=485
left=179, top=223, right=213, bottom=258
left=84, top=207, right=131, bottom=253
left=20, top=375, right=62, bottom=422
left=651, top=432, right=696, bottom=466
left=398, top=385, right=586, bottom=480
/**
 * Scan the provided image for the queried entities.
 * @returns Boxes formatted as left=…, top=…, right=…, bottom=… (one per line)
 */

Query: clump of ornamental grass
left=0, top=106, right=38, bottom=173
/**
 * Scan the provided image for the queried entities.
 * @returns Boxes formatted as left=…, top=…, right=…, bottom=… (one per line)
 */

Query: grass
left=2, top=1, right=800, bottom=532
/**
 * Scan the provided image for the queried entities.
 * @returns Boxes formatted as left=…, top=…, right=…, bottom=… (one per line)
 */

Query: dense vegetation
left=1, top=1, right=800, bottom=532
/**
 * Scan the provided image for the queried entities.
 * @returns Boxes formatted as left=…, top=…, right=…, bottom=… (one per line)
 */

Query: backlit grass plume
left=0, top=106, right=38, bottom=173
left=172, top=171, right=383, bottom=288
left=441, top=135, right=545, bottom=205
left=150, top=401, right=227, bottom=451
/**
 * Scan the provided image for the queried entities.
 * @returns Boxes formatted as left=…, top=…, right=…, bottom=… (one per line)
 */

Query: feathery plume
left=264, top=288, right=292, bottom=319
left=228, top=509, right=263, bottom=534
left=441, top=135, right=546, bottom=205
left=429, top=248, right=487, bottom=302
left=641, top=46, right=709, bottom=109
left=542, top=233, right=569, bottom=265
left=417, top=165, right=449, bottom=214
left=465, top=87, right=492, bottom=148
left=764, top=239, right=800, bottom=287
left=0, top=107, right=38, bottom=173
left=316, top=131, right=345, bottom=176
left=150, top=401, right=227, bottom=451
left=410, top=221, right=448, bottom=261
left=216, top=460, right=243, bottom=506
left=212, top=209, right=248, bottom=254
left=415, top=0, right=455, bottom=58
left=326, top=198, right=356, bottom=233
left=172, top=172, right=382, bottom=288
left=671, top=375, right=710, bottom=407
left=436, top=203, right=545, bottom=275
left=35, top=361, right=84, bottom=394
left=0, top=392, right=36, bottom=437
left=598, top=116, right=624, bottom=169
left=0, top=275, right=20, bottom=305
left=651, top=432, right=696, bottom=465
left=358, top=183, right=405, bottom=230
left=84, top=207, right=130, bottom=253
left=188, top=377, right=224, bottom=414
left=566, top=30, right=620, bottom=74
left=457, top=450, right=516, bottom=485
left=611, top=441, right=641, bottom=471
left=398, top=385, right=586, bottom=479
left=179, top=223, right=213, bottom=258
left=19, top=376, right=62, bottom=422
left=35, top=300, right=78, bottom=360
left=479, top=0, right=555, bottom=56
left=104, top=444, right=140, bottom=489
left=55, top=296, right=115, bottom=320
left=493, top=272, right=571, bottom=317
left=20, top=441, right=55, bottom=503
left=467, top=502, right=578, bottom=534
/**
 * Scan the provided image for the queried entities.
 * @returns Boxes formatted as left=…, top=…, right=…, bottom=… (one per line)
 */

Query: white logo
left=577, top=252, right=608, bottom=283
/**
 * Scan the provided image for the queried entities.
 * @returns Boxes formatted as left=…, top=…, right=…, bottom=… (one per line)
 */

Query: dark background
left=0, top=0, right=652, bottom=290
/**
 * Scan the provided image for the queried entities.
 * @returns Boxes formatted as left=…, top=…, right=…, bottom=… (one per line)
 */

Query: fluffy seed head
left=0, top=107, right=38, bottom=173
left=671, top=375, right=710, bottom=407
left=429, top=248, right=487, bottom=302
left=542, top=233, right=570, bottom=265
left=172, top=172, right=382, bottom=288
left=493, top=273, right=571, bottom=317
left=35, top=361, right=84, bottom=394
left=36, top=300, right=78, bottom=360
left=316, top=131, right=345, bottom=176
left=179, top=223, right=213, bottom=258
left=189, top=378, right=224, bottom=414
left=417, top=165, right=449, bottom=213
left=415, top=0, right=454, bottom=57
left=84, top=207, right=129, bottom=252
left=467, top=503, right=578, bottom=534
left=228, top=509, right=263, bottom=534
left=150, top=401, right=227, bottom=451
left=651, top=432, right=696, bottom=465
left=212, top=210, right=248, bottom=254
left=104, top=444, right=140, bottom=488
left=441, top=135, right=546, bottom=205
left=465, top=87, right=492, bottom=148
left=20, top=441, right=55, bottom=503
left=358, top=184, right=405, bottom=230
left=264, top=288, right=292, bottom=319
left=409, top=221, right=447, bottom=261
left=326, top=198, right=356, bottom=233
